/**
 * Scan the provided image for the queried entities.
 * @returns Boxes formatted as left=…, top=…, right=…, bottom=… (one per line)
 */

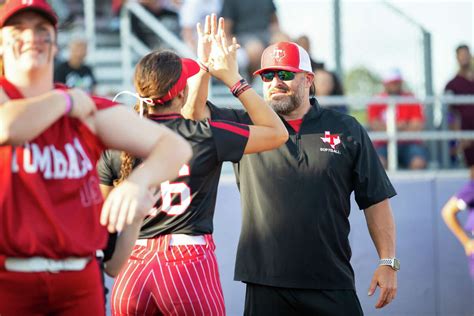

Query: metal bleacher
left=65, top=0, right=474, bottom=172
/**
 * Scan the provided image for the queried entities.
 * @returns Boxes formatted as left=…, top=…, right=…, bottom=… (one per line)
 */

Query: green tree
left=343, top=66, right=382, bottom=124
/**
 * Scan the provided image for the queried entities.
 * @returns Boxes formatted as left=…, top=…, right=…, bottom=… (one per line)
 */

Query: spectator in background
left=129, top=0, right=181, bottom=49
left=314, top=68, right=347, bottom=114
left=54, top=38, right=97, bottom=94
left=445, top=44, right=474, bottom=167
left=296, top=35, right=346, bottom=114
left=220, top=0, right=279, bottom=81
left=367, top=68, right=427, bottom=169
left=269, top=31, right=291, bottom=45
left=295, top=34, right=324, bottom=71
left=179, top=0, right=221, bottom=52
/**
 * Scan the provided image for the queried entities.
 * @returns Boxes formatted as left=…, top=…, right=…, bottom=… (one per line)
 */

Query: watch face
left=393, top=258, right=400, bottom=270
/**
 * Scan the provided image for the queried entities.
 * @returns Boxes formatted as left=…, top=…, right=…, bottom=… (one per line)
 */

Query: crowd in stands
left=16, top=0, right=472, bottom=170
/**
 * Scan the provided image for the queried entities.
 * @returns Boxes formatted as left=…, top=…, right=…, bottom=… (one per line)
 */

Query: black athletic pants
left=244, top=282, right=364, bottom=316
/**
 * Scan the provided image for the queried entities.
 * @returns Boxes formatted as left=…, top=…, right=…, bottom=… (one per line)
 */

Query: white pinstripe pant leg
left=111, top=235, right=225, bottom=316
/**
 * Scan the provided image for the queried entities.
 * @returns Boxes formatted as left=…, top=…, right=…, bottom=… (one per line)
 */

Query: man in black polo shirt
left=191, top=41, right=399, bottom=315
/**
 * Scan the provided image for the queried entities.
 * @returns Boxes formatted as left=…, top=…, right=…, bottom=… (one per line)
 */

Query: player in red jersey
left=0, top=1, right=192, bottom=315
left=98, top=16, right=288, bottom=315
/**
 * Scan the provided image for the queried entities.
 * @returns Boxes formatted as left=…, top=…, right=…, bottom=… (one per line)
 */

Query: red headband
left=153, top=58, right=200, bottom=105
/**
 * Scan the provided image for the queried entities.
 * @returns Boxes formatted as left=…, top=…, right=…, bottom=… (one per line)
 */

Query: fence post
left=120, top=7, right=133, bottom=91
left=387, top=99, right=398, bottom=171
left=83, top=0, right=96, bottom=65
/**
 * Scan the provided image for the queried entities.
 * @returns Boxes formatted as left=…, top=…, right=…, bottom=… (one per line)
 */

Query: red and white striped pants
left=111, top=234, right=226, bottom=316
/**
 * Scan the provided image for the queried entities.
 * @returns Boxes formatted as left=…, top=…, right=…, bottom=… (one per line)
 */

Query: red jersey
left=367, top=92, right=424, bottom=124
left=367, top=92, right=424, bottom=146
left=0, top=77, right=115, bottom=259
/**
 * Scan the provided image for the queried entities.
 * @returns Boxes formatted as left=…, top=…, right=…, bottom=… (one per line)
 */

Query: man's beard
left=267, top=85, right=305, bottom=116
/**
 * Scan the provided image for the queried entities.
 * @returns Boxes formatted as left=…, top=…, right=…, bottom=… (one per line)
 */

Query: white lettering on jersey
left=65, top=143, right=81, bottom=178
left=51, top=145, right=68, bottom=179
left=32, top=144, right=52, bottom=179
left=23, top=143, right=37, bottom=173
left=73, top=138, right=93, bottom=175
left=11, top=147, right=19, bottom=172
left=11, top=137, right=95, bottom=180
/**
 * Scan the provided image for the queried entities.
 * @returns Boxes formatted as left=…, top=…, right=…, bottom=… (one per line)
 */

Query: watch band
left=379, top=257, right=400, bottom=271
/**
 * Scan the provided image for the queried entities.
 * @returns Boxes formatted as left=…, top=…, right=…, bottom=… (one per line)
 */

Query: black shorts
left=244, top=283, right=364, bottom=316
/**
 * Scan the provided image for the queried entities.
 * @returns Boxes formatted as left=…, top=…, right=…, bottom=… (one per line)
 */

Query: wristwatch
left=379, top=258, right=400, bottom=271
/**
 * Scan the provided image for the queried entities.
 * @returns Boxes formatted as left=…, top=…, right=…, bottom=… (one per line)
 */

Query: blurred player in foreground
left=0, top=0, right=191, bottom=314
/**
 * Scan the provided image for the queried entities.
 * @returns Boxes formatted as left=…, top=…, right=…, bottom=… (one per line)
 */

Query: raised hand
left=207, top=17, right=241, bottom=87
left=196, top=14, right=217, bottom=65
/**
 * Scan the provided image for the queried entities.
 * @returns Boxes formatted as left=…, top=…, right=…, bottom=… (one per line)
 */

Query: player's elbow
left=274, top=126, right=289, bottom=147
left=441, top=198, right=459, bottom=221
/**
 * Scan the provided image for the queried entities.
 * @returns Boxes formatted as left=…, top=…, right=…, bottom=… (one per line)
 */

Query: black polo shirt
left=209, top=99, right=396, bottom=290
left=98, top=113, right=249, bottom=238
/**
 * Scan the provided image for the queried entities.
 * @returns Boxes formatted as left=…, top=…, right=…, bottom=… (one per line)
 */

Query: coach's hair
left=114, top=50, right=183, bottom=186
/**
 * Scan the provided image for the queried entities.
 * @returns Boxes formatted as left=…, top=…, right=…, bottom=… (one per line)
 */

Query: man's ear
left=305, top=72, right=315, bottom=89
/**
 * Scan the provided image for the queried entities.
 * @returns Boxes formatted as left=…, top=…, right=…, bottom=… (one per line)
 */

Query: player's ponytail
left=115, top=51, right=182, bottom=186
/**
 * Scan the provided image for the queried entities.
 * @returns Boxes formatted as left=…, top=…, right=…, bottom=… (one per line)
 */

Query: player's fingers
left=196, top=22, right=202, bottom=36
left=203, top=15, right=210, bottom=35
left=151, top=188, right=161, bottom=203
left=126, top=199, right=139, bottom=225
left=217, top=17, right=225, bottom=37
left=100, top=193, right=113, bottom=226
left=107, top=192, right=123, bottom=233
left=115, top=196, right=132, bottom=233
left=210, top=13, right=217, bottom=35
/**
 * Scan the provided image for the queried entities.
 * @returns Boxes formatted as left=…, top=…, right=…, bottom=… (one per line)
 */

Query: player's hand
left=207, top=18, right=241, bottom=87
left=66, top=88, right=97, bottom=120
left=464, top=239, right=474, bottom=256
left=196, top=14, right=217, bottom=65
left=100, top=179, right=155, bottom=233
left=368, top=265, right=397, bottom=309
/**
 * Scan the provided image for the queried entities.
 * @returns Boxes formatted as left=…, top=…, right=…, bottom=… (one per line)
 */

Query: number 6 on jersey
left=160, top=164, right=191, bottom=216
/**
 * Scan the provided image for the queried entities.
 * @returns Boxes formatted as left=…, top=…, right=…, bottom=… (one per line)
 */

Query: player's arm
left=87, top=106, right=192, bottom=232
left=104, top=219, right=142, bottom=277
left=364, top=199, right=397, bottom=309
left=99, top=184, right=143, bottom=277
left=0, top=88, right=95, bottom=145
left=442, top=197, right=474, bottom=255
left=208, top=19, right=288, bottom=153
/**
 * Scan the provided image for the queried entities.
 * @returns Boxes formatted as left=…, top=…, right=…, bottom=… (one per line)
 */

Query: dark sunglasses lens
left=261, top=72, right=275, bottom=82
left=278, top=71, right=295, bottom=81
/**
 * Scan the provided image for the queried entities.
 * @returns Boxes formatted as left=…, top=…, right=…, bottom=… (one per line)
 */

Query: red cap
left=254, top=41, right=313, bottom=76
left=153, top=58, right=200, bottom=104
left=0, top=0, right=58, bottom=28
